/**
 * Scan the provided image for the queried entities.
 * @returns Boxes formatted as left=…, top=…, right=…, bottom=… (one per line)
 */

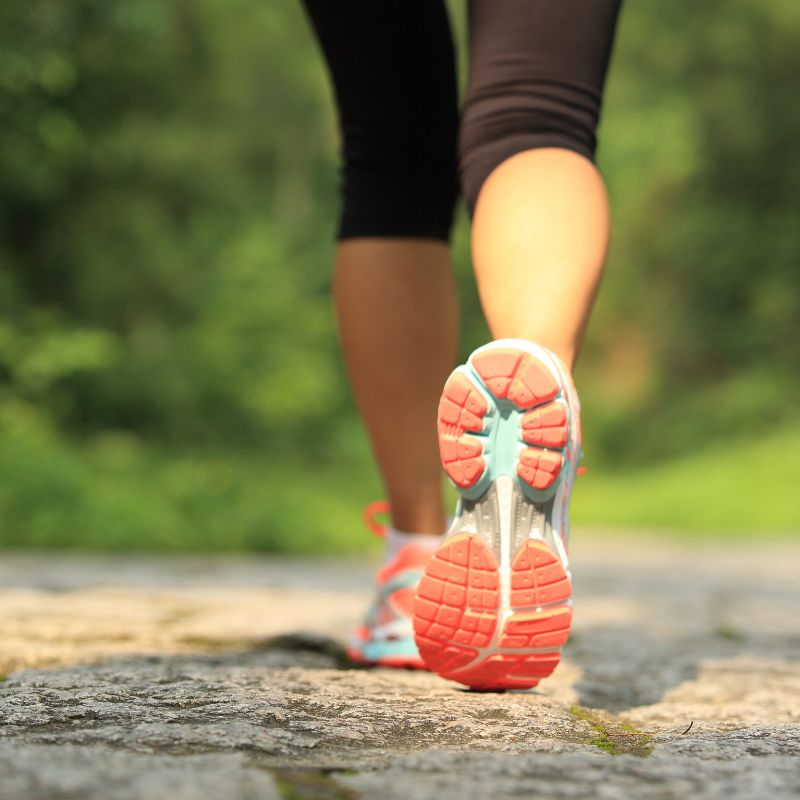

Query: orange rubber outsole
left=413, top=534, right=571, bottom=690
left=415, top=343, right=575, bottom=690
left=437, top=348, right=570, bottom=495
left=346, top=648, right=427, bottom=670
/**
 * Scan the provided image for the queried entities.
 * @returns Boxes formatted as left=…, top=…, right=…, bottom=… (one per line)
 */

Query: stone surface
left=0, top=535, right=798, bottom=799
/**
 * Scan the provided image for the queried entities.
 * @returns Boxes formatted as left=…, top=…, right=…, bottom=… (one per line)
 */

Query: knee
left=458, top=81, right=602, bottom=214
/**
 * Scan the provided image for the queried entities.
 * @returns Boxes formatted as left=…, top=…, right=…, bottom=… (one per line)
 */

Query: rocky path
left=0, top=535, right=798, bottom=799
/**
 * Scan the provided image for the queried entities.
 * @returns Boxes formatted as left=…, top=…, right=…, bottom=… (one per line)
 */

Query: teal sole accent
left=458, top=365, right=565, bottom=505
left=356, top=637, right=420, bottom=663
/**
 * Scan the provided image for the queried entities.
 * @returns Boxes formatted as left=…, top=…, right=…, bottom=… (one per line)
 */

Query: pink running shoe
left=412, top=339, right=582, bottom=690
left=348, top=501, right=438, bottom=669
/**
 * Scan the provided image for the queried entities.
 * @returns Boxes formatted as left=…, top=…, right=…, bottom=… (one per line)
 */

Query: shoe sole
left=412, top=341, right=576, bottom=690
left=346, top=647, right=426, bottom=670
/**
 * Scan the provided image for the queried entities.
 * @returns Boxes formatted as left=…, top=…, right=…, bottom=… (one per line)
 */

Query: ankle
left=388, top=495, right=447, bottom=534
left=384, top=525, right=444, bottom=564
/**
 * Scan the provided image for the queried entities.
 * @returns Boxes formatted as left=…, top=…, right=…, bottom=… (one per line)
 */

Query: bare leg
left=333, top=239, right=458, bottom=534
left=470, top=148, right=610, bottom=370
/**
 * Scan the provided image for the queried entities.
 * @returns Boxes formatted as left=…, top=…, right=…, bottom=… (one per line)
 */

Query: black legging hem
left=460, top=136, right=597, bottom=217
left=302, top=0, right=621, bottom=241
left=338, top=221, right=456, bottom=242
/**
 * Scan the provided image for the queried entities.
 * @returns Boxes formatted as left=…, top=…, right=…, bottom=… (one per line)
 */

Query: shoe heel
left=412, top=532, right=571, bottom=690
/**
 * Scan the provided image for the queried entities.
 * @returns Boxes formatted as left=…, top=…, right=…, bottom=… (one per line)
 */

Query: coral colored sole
left=437, top=348, right=569, bottom=499
left=415, top=341, right=577, bottom=690
left=413, top=533, right=571, bottom=690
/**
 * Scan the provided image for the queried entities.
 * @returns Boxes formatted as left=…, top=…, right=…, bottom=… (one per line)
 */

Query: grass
left=573, top=421, right=800, bottom=534
left=272, top=769, right=358, bottom=800
left=569, top=705, right=654, bottom=757
left=0, top=408, right=797, bottom=552
left=0, top=409, right=382, bottom=553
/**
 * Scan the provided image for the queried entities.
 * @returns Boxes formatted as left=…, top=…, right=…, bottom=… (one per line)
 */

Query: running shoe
left=412, top=339, right=582, bottom=690
left=348, top=500, right=438, bottom=669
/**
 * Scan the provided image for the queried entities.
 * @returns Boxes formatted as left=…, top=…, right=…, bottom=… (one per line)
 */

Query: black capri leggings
left=301, top=0, right=622, bottom=241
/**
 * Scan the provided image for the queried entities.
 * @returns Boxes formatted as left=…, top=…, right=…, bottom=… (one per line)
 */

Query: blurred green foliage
left=0, top=0, right=797, bottom=550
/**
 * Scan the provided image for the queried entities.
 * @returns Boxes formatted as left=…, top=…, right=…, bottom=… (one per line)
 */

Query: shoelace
left=362, top=499, right=391, bottom=538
